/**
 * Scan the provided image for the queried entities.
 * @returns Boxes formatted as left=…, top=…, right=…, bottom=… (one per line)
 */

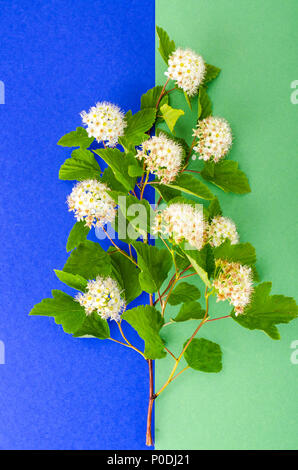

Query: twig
left=171, top=365, right=190, bottom=382
left=102, top=227, right=138, bottom=266
left=109, top=338, right=145, bottom=358
left=207, top=315, right=231, bottom=322
left=164, top=347, right=177, bottom=360
left=156, top=78, right=170, bottom=109
left=155, top=288, right=210, bottom=398
left=146, top=358, right=154, bottom=446
left=146, top=293, right=155, bottom=446
left=183, top=136, right=196, bottom=169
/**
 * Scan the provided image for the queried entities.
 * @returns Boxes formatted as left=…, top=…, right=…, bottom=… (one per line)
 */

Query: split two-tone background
left=0, top=0, right=297, bottom=450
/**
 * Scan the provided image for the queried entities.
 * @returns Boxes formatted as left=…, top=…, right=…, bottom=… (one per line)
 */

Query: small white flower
left=153, top=202, right=206, bottom=250
left=80, top=101, right=126, bottom=147
left=75, top=276, right=126, bottom=321
left=208, top=216, right=239, bottom=247
left=193, top=116, right=232, bottom=162
left=212, top=259, right=253, bottom=315
left=137, top=133, right=183, bottom=184
left=67, top=179, right=116, bottom=228
left=165, top=48, right=206, bottom=96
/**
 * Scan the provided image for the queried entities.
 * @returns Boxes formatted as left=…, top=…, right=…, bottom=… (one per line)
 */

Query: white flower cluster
left=136, top=133, right=183, bottom=184
left=208, top=216, right=239, bottom=247
left=80, top=101, right=126, bottom=147
left=75, top=276, right=126, bottom=321
left=153, top=203, right=206, bottom=250
left=67, top=179, right=116, bottom=228
left=193, top=117, right=232, bottom=162
left=165, top=48, right=206, bottom=96
left=212, top=259, right=253, bottom=315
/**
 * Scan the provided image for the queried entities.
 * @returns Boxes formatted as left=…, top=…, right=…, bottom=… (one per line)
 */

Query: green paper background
left=155, top=0, right=298, bottom=450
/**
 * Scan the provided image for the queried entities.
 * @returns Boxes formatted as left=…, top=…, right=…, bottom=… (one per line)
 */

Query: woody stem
left=146, top=293, right=155, bottom=446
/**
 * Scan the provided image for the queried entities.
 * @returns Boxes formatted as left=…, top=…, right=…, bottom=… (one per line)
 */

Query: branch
left=102, top=227, right=138, bottom=266
left=155, top=288, right=210, bottom=398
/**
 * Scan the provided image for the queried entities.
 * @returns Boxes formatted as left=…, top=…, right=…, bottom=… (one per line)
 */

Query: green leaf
left=66, top=221, right=90, bottom=252
left=201, top=160, right=251, bottom=194
left=184, top=249, right=211, bottom=288
left=101, top=167, right=127, bottom=193
left=168, top=282, right=200, bottom=306
left=198, top=87, right=212, bottom=119
left=163, top=173, right=214, bottom=200
left=141, top=86, right=168, bottom=110
left=30, top=290, right=86, bottom=334
left=205, top=244, right=216, bottom=279
left=127, top=156, right=144, bottom=177
left=57, top=127, right=94, bottom=149
left=72, top=311, right=110, bottom=339
left=184, top=338, right=222, bottom=372
left=183, top=91, right=192, bottom=110
left=108, top=249, right=142, bottom=304
left=160, top=103, right=184, bottom=133
left=203, top=64, right=221, bottom=85
left=111, top=208, right=132, bottom=244
left=63, top=240, right=111, bottom=279
left=70, top=148, right=95, bottom=162
left=232, top=282, right=298, bottom=340
left=109, top=192, right=153, bottom=239
left=174, top=249, right=194, bottom=272
left=172, top=301, right=205, bottom=322
left=213, top=240, right=256, bottom=267
left=122, top=305, right=166, bottom=359
left=128, top=165, right=143, bottom=177
left=94, top=148, right=135, bottom=191
left=119, top=108, right=157, bottom=150
left=154, top=183, right=181, bottom=203
left=125, top=108, right=157, bottom=136
left=132, top=241, right=172, bottom=294
left=59, top=152, right=101, bottom=181
left=207, top=197, right=222, bottom=219
left=54, top=269, right=87, bottom=291
left=156, top=26, right=176, bottom=64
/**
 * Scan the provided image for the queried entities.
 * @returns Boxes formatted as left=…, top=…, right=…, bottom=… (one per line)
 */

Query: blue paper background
left=0, top=0, right=155, bottom=450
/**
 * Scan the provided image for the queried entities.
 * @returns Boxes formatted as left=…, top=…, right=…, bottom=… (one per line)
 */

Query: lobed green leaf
left=72, top=311, right=110, bottom=339
left=59, top=150, right=101, bottom=181
left=141, top=86, right=169, bottom=110
left=119, top=108, right=156, bottom=150
left=132, top=241, right=172, bottom=294
left=203, top=64, right=221, bottom=85
left=109, top=192, right=153, bottom=240
left=163, top=173, right=214, bottom=200
left=123, top=305, right=166, bottom=359
left=108, top=249, right=142, bottom=304
left=213, top=240, right=257, bottom=267
left=171, top=301, right=205, bottom=322
left=232, top=282, right=298, bottom=340
left=94, top=148, right=136, bottom=191
left=57, top=127, right=94, bottom=149
left=30, top=290, right=86, bottom=334
left=201, top=160, right=251, bottom=194
left=156, top=26, right=176, bottom=64
left=168, top=282, right=201, bottom=306
left=101, top=166, right=127, bottom=193
left=54, top=269, right=87, bottom=292
left=66, top=221, right=90, bottom=252
left=63, top=240, right=111, bottom=279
